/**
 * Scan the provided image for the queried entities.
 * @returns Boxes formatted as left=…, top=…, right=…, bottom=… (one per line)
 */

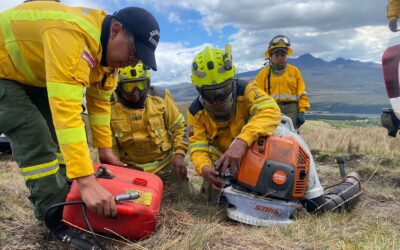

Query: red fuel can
left=63, top=164, right=163, bottom=240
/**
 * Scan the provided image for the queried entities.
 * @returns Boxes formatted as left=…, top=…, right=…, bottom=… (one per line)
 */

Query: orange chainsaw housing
left=236, top=135, right=310, bottom=199
left=63, top=164, right=163, bottom=240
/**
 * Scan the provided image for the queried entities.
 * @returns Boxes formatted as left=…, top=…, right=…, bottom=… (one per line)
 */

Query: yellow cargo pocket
left=148, top=117, right=165, bottom=145
left=111, top=121, right=131, bottom=144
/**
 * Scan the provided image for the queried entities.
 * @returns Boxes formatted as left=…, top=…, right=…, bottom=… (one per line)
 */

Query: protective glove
left=297, top=112, right=306, bottom=127
left=389, top=18, right=398, bottom=32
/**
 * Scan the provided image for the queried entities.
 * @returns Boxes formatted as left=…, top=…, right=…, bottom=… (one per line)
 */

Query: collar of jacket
left=100, top=15, right=112, bottom=67
left=116, top=89, right=147, bottom=109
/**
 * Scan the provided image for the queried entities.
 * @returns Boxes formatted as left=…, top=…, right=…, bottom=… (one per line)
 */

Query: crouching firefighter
left=223, top=118, right=363, bottom=226
left=110, top=63, right=193, bottom=200
left=187, top=44, right=282, bottom=202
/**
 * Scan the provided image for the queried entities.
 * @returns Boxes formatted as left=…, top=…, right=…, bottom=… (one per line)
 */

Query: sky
left=1, top=0, right=395, bottom=85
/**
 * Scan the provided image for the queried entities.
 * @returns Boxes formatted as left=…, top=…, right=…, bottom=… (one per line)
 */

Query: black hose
left=302, top=172, right=362, bottom=214
left=44, top=201, right=105, bottom=250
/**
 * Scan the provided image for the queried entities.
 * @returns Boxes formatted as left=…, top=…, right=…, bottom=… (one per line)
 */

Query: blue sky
left=1, top=0, right=395, bottom=84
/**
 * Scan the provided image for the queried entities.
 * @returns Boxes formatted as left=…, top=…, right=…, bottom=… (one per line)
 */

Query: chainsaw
left=222, top=116, right=362, bottom=226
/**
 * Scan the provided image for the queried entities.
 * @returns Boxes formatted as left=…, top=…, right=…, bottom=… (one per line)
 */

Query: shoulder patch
left=148, top=86, right=166, bottom=99
left=189, top=97, right=204, bottom=116
left=236, top=79, right=248, bottom=96
left=82, top=50, right=96, bottom=68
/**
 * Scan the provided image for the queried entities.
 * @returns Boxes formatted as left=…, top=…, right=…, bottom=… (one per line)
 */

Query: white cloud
left=168, top=12, right=182, bottom=25
left=151, top=42, right=213, bottom=84
left=1, top=0, right=392, bottom=83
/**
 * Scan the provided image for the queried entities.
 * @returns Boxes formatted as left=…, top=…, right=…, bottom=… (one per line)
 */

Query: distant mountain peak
left=298, top=53, right=316, bottom=60
left=290, top=53, right=326, bottom=66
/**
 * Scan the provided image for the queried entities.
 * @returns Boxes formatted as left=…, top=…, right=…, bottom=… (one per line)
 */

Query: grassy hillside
left=1, top=121, right=400, bottom=249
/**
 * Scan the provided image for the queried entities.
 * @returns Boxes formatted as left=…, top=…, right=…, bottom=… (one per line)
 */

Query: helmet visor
left=120, top=79, right=148, bottom=95
left=270, top=35, right=290, bottom=47
left=198, top=79, right=234, bottom=103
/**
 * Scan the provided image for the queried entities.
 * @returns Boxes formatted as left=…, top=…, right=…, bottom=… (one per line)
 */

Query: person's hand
left=171, top=153, right=187, bottom=180
left=98, top=148, right=126, bottom=167
left=202, top=166, right=224, bottom=191
left=297, top=112, right=306, bottom=127
left=76, top=175, right=117, bottom=217
left=389, top=18, right=398, bottom=32
left=216, top=138, right=248, bottom=177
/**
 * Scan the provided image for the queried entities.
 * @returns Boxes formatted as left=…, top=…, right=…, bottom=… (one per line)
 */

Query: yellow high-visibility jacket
left=255, top=64, right=310, bottom=112
left=111, top=87, right=188, bottom=173
left=188, top=80, right=281, bottom=176
left=388, top=0, right=400, bottom=19
left=0, top=2, right=117, bottom=178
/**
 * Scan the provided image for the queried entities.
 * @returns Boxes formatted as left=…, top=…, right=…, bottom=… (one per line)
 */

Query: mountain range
left=163, top=54, right=389, bottom=114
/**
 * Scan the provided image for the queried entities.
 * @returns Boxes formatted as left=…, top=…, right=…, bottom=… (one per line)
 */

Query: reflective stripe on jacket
left=111, top=87, right=188, bottom=173
left=187, top=80, right=281, bottom=176
left=388, top=0, right=400, bottom=19
left=255, top=64, right=310, bottom=112
left=0, top=2, right=117, bottom=178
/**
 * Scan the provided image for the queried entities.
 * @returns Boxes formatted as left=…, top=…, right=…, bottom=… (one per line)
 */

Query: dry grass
left=301, top=121, right=400, bottom=160
left=1, top=121, right=400, bottom=249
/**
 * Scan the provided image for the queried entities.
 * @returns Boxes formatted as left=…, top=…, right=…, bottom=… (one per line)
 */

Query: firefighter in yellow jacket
left=256, top=35, right=310, bottom=129
left=188, top=45, right=281, bottom=201
left=111, top=63, right=192, bottom=199
left=0, top=0, right=160, bottom=241
left=388, top=0, right=400, bottom=32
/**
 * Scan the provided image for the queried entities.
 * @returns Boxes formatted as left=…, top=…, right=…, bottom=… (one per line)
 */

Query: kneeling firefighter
left=223, top=118, right=363, bottom=226
left=110, top=63, right=193, bottom=200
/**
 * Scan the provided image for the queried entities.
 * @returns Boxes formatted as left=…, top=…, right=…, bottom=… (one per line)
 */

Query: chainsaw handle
left=116, top=204, right=135, bottom=216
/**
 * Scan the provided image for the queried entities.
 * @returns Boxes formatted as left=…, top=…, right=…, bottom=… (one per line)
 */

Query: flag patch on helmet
left=82, top=50, right=96, bottom=68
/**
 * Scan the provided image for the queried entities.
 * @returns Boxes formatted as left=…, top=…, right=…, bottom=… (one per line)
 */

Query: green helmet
left=191, top=44, right=236, bottom=87
left=119, top=62, right=150, bottom=83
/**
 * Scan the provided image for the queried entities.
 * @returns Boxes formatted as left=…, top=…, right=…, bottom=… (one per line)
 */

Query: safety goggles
left=269, top=35, right=290, bottom=47
left=198, top=79, right=234, bottom=103
left=120, top=79, right=148, bottom=94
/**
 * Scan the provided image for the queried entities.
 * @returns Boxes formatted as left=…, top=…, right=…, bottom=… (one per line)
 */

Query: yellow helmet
left=265, top=35, right=293, bottom=58
left=119, top=62, right=150, bottom=83
left=191, top=44, right=236, bottom=87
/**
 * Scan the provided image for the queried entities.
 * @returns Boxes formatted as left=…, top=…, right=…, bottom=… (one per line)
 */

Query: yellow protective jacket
left=111, top=87, right=188, bottom=173
left=255, top=64, right=310, bottom=112
left=388, top=0, right=400, bottom=19
left=0, top=2, right=117, bottom=178
left=188, top=80, right=281, bottom=176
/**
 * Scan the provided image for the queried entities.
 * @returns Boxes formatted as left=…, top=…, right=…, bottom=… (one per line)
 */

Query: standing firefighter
left=0, top=1, right=160, bottom=242
left=188, top=45, right=281, bottom=202
left=255, top=35, right=310, bottom=129
left=110, top=63, right=192, bottom=199
left=388, top=0, right=400, bottom=32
